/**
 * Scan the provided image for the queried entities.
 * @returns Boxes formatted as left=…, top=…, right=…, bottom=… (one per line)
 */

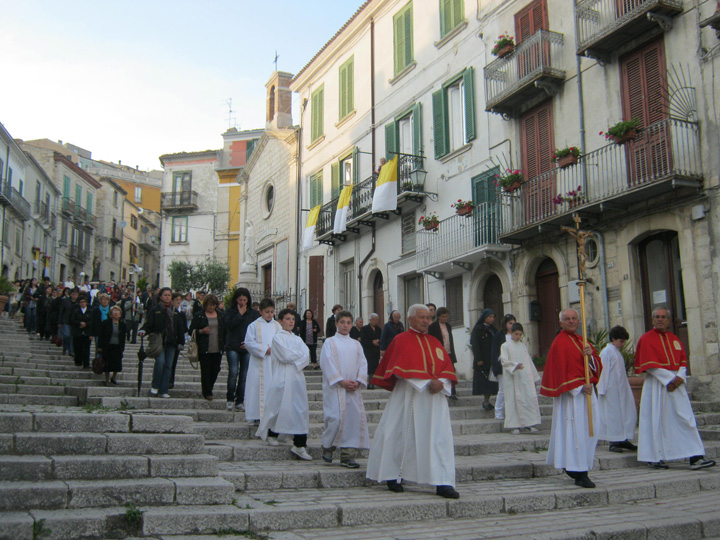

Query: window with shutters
left=86, top=192, right=93, bottom=215
left=472, top=168, right=500, bottom=246
left=521, top=102, right=555, bottom=222
left=172, top=172, right=191, bottom=193
left=311, top=85, right=324, bottom=143
left=15, top=227, right=21, bottom=256
left=515, top=0, right=547, bottom=42
left=446, top=276, right=463, bottom=327
left=130, top=215, right=138, bottom=230
left=338, top=56, right=354, bottom=121
left=385, top=103, right=422, bottom=160
left=393, top=2, right=414, bottom=75
left=75, top=184, right=82, bottom=206
left=340, top=259, right=356, bottom=313
left=171, top=216, right=188, bottom=243
left=432, top=68, right=476, bottom=159
left=404, top=274, right=424, bottom=315
left=309, top=171, right=323, bottom=208
left=134, top=186, right=142, bottom=204
left=401, top=211, right=416, bottom=254
left=440, top=0, right=465, bottom=38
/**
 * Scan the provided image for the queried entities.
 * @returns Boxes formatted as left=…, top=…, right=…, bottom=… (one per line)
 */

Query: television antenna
left=225, top=98, right=237, bottom=130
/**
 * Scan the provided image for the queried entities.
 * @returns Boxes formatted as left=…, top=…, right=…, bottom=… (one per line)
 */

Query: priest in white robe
left=541, top=309, right=602, bottom=489
left=500, top=323, right=541, bottom=433
left=635, top=307, right=715, bottom=470
left=320, top=310, right=370, bottom=468
left=366, top=304, right=459, bottom=499
left=597, top=326, right=637, bottom=453
left=244, top=299, right=281, bottom=424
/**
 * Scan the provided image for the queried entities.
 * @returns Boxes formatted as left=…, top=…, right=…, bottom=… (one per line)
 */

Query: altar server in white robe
left=244, top=299, right=280, bottom=425
left=320, top=310, right=370, bottom=468
left=541, top=309, right=602, bottom=489
left=366, top=304, right=460, bottom=499
left=597, top=326, right=637, bottom=453
left=635, top=307, right=715, bottom=470
left=256, top=308, right=312, bottom=461
left=500, top=323, right=541, bottom=434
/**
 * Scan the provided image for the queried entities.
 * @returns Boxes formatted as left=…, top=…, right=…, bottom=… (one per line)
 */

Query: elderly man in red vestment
left=366, top=304, right=459, bottom=498
left=541, top=308, right=602, bottom=488
left=635, top=307, right=715, bottom=470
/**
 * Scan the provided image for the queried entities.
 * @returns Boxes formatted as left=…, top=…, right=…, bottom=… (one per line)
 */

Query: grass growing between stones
left=124, top=502, right=144, bottom=526
left=82, top=403, right=111, bottom=414
left=32, top=518, right=51, bottom=540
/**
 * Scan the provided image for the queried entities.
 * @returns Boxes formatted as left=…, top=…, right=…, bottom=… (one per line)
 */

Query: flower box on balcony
left=601, top=119, right=639, bottom=145
left=419, top=213, right=439, bottom=231
left=456, top=206, right=473, bottom=216
left=557, top=154, right=579, bottom=168
left=611, top=129, right=637, bottom=145
left=504, top=180, right=523, bottom=193
left=424, top=223, right=439, bottom=231
left=451, top=199, right=475, bottom=216
left=496, top=44, right=514, bottom=58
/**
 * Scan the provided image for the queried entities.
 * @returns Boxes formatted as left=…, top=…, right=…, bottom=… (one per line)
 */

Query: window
left=171, top=216, right=188, bottom=243
left=340, top=259, right=356, bottom=313
left=86, top=193, right=93, bottom=215
left=60, top=220, right=68, bottom=245
left=515, top=0, right=547, bottom=44
left=440, top=0, right=465, bottom=38
left=172, top=172, right=192, bottom=193
left=393, top=1, right=414, bottom=75
left=134, top=186, right=142, bottom=203
left=432, top=68, right=476, bottom=158
left=521, top=102, right=554, bottom=221
left=18, top=180, right=24, bottom=197
left=401, top=211, right=416, bottom=254
left=446, top=276, right=463, bottom=326
left=331, top=149, right=358, bottom=201
left=130, top=215, right=138, bottom=230
left=111, top=243, right=117, bottom=259
left=403, top=274, right=424, bottom=316
left=129, top=242, right=138, bottom=264
left=385, top=103, right=422, bottom=159
left=309, top=171, right=323, bottom=208
left=113, top=190, right=118, bottom=208
left=339, top=56, right=354, bottom=120
left=15, top=228, right=22, bottom=256
left=1, top=218, right=8, bottom=246
left=35, top=181, right=41, bottom=205
left=75, top=185, right=82, bottom=206
left=311, top=85, right=324, bottom=143
left=7, top=168, right=12, bottom=185
left=265, top=184, right=275, bottom=213
left=246, top=139, right=257, bottom=162
left=63, top=176, right=71, bottom=198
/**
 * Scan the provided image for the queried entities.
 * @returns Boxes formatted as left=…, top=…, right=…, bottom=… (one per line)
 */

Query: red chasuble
left=370, top=329, right=458, bottom=391
left=635, top=328, right=686, bottom=373
left=540, top=331, right=601, bottom=398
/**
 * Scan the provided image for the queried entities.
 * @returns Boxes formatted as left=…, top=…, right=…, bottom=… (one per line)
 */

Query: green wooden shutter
left=331, top=161, right=340, bottom=200
left=352, top=147, right=359, bottom=184
left=412, top=102, right=422, bottom=155
left=75, top=185, right=82, bottom=205
left=440, top=0, right=451, bottom=36
left=346, top=57, right=354, bottom=118
left=86, top=193, right=93, bottom=215
left=393, top=9, right=405, bottom=74
left=432, top=89, right=448, bottom=159
left=453, top=0, right=464, bottom=30
left=403, top=5, right=413, bottom=67
left=311, top=86, right=324, bottom=141
left=63, top=176, right=70, bottom=198
left=385, top=122, right=397, bottom=161
left=463, top=67, right=476, bottom=142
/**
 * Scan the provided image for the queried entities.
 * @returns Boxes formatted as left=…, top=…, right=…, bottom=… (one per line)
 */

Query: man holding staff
left=541, top=308, right=602, bottom=488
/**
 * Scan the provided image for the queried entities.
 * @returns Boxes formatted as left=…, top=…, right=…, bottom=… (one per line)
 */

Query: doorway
left=535, top=258, right=561, bottom=356
left=373, top=271, right=384, bottom=325
left=482, top=274, right=504, bottom=326
left=308, top=256, right=324, bottom=323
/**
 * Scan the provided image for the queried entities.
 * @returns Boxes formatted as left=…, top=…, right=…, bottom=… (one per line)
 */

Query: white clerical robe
left=637, top=366, right=705, bottom=462
left=500, top=340, right=541, bottom=430
left=256, top=329, right=310, bottom=439
left=546, top=386, right=599, bottom=472
left=320, top=334, right=370, bottom=450
left=366, top=378, right=455, bottom=487
left=597, top=343, right=637, bottom=442
left=244, top=318, right=281, bottom=422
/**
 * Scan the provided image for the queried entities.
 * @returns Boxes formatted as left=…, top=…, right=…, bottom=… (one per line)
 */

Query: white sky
left=1, top=0, right=364, bottom=170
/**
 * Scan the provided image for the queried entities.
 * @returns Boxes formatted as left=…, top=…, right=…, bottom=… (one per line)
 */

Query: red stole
left=371, top=329, right=458, bottom=391
left=540, top=331, right=601, bottom=398
left=635, top=328, right=686, bottom=373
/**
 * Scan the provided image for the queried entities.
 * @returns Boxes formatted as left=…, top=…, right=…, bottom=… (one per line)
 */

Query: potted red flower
left=552, top=146, right=581, bottom=169
left=492, top=33, right=515, bottom=58
left=418, top=213, right=440, bottom=231
left=600, top=119, right=640, bottom=145
left=451, top=199, right=475, bottom=216
left=494, top=169, right=524, bottom=192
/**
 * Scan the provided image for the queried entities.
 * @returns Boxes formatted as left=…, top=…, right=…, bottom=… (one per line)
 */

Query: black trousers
left=268, top=429, right=307, bottom=448
left=73, top=336, right=91, bottom=368
left=199, top=352, right=222, bottom=398
left=306, top=343, right=317, bottom=365
left=169, top=346, right=181, bottom=387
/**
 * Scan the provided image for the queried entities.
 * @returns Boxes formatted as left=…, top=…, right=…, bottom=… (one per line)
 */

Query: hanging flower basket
left=451, top=199, right=475, bottom=216
left=424, top=223, right=439, bottom=231
left=418, top=213, right=439, bottom=231
left=557, top=154, right=579, bottom=169
left=600, top=119, right=640, bottom=145
left=503, top=180, right=523, bottom=193
left=492, top=33, right=515, bottom=57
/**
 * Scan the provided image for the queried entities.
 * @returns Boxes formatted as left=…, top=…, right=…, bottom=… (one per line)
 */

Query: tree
left=167, top=260, right=193, bottom=292
left=166, top=258, right=230, bottom=295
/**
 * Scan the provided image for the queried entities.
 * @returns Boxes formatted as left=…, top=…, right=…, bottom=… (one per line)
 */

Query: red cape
left=370, top=329, right=458, bottom=391
left=635, top=328, right=686, bottom=373
left=540, top=331, right=601, bottom=398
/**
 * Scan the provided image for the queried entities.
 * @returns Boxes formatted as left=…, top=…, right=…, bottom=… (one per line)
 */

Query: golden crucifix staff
left=561, top=214, right=594, bottom=437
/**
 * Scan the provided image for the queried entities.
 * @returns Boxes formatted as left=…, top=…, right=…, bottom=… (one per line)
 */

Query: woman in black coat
left=168, top=292, right=188, bottom=390
left=470, top=308, right=497, bottom=410
left=360, top=313, right=382, bottom=388
left=138, top=287, right=180, bottom=398
left=223, top=288, right=259, bottom=410
left=490, top=314, right=517, bottom=420
left=97, top=306, right=127, bottom=386
left=70, top=295, right=94, bottom=369
left=189, top=294, right=226, bottom=400
left=429, top=307, right=458, bottom=399
left=299, top=309, right=321, bottom=368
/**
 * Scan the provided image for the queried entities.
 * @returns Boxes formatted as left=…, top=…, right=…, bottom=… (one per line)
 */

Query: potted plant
left=552, top=146, right=581, bottom=169
left=494, top=169, right=524, bottom=192
left=451, top=199, right=475, bottom=216
left=0, top=276, right=15, bottom=315
left=552, top=186, right=586, bottom=208
left=418, top=213, right=440, bottom=231
left=532, top=354, right=546, bottom=373
left=492, top=33, right=515, bottom=58
left=401, top=181, right=414, bottom=192
left=600, top=118, right=640, bottom=145
left=622, top=342, right=644, bottom=410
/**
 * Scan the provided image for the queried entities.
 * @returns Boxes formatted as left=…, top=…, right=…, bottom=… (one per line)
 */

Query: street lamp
left=409, top=162, right=427, bottom=188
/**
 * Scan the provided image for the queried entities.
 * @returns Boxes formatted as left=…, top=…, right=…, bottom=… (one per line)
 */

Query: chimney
left=265, top=71, right=294, bottom=129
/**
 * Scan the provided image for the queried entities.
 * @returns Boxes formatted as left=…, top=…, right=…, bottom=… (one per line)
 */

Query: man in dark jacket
left=287, top=302, right=302, bottom=336
left=325, top=304, right=343, bottom=339
left=58, top=289, right=79, bottom=356
left=379, top=310, right=404, bottom=353
left=360, top=313, right=382, bottom=389
left=470, top=308, right=497, bottom=410
left=70, top=295, right=94, bottom=368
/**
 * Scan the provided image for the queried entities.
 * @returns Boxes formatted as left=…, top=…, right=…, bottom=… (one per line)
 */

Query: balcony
left=109, top=227, right=123, bottom=244
left=68, top=245, right=89, bottom=263
left=498, top=118, right=702, bottom=243
left=0, top=181, right=32, bottom=221
left=34, top=200, right=50, bottom=223
left=69, top=204, right=96, bottom=230
left=576, top=0, right=683, bottom=60
left=416, top=203, right=511, bottom=276
left=161, top=190, right=199, bottom=212
left=484, top=29, right=566, bottom=116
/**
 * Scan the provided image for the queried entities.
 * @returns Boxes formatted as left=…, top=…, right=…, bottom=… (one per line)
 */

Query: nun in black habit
left=470, top=308, right=498, bottom=410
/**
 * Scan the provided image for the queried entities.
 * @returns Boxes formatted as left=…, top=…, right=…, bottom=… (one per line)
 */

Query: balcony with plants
left=498, top=117, right=703, bottom=243
left=576, top=0, right=683, bottom=61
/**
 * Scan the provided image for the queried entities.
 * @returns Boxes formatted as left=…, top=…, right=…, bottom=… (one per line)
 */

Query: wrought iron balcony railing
left=576, top=0, right=683, bottom=59
left=61, top=197, right=75, bottom=216
left=161, top=190, right=199, bottom=211
left=499, top=118, right=702, bottom=240
left=0, top=180, right=32, bottom=220
left=34, top=200, right=51, bottom=222
left=68, top=245, right=89, bottom=263
left=484, top=29, right=565, bottom=115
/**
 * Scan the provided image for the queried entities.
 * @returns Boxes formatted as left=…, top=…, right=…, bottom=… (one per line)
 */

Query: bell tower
left=266, top=71, right=293, bottom=129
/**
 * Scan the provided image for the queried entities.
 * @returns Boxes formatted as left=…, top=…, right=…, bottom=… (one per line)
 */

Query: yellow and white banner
left=333, top=185, right=353, bottom=234
left=371, top=155, right=398, bottom=213
left=303, top=205, right=321, bottom=250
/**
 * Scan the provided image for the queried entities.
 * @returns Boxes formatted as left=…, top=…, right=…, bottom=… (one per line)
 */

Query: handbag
left=146, top=333, right=164, bottom=358
left=186, top=330, right=199, bottom=369
left=92, top=354, right=105, bottom=375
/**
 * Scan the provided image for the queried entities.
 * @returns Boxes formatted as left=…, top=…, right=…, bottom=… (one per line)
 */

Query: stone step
left=0, top=394, right=78, bottom=406
left=0, top=412, right=194, bottom=434
left=0, top=383, right=67, bottom=396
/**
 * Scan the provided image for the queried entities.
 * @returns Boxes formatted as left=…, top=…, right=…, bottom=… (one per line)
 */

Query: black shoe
left=564, top=469, right=578, bottom=480
left=436, top=485, right=460, bottom=499
left=322, top=449, right=333, bottom=463
left=574, top=473, right=596, bottom=489
left=387, top=480, right=404, bottom=493
left=617, top=440, right=637, bottom=451
left=340, top=460, right=360, bottom=469
left=690, top=457, right=716, bottom=470
left=110, top=379, right=119, bottom=386
left=367, top=384, right=376, bottom=390
left=449, top=395, right=459, bottom=401
left=650, top=461, right=669, bottom=469
left=482, top=403, right=494, bottom=411
left=168, top=384, right=174, bottom=390
left=608, top=443, right=623, bottom=453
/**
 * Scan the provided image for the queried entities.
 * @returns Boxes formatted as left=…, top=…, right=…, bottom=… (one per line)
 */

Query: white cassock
left=637, top=366, right=705, bottom=462
left=500, top=340, right=541, bottom=430
left=597, top=343, right=637, bottom=442
left=256, top=330, right=310, bottom=439
left=366, top=378, right=455, bottom=487
left=244, top=318, right=281, bottom=422
left=320, top=334, right=370, bottom=450
left=546, top=387, right=600, bottom=472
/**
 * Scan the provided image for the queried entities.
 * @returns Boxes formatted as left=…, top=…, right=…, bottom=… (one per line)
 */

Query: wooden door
left=535, top=258, right=561, bottom=357
left=373, top=271, right=385, bottom=325
left=482, top=274, right=503, bottom=321
left=472, top=168, right=499, bottom=246
left=308, top=256, right=324, bottom=323
left=621, top=39, right=670, bottom=187
left=515, top=0, right=548, bottom=79
left=262, top=264, right=272, bottom=297
left=521, top=102, right=555, bottom=223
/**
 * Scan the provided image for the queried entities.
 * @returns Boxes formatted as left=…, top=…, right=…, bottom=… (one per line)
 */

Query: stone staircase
left=1, top=317, right=719, bottom=540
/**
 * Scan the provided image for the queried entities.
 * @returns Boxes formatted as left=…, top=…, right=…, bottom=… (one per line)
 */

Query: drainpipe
left=574, top=1, right=588, bottom=194
left=295, top=126, right=302, bottom=304
left=594, top=231, right=611, bottom=331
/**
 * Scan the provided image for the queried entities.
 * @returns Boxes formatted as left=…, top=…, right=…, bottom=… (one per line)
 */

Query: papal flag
left=333, top=185, right=353, bottom=234
left=371, top=155, right=398, bottom=213
left=303, top=205, right=321, bottom=250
